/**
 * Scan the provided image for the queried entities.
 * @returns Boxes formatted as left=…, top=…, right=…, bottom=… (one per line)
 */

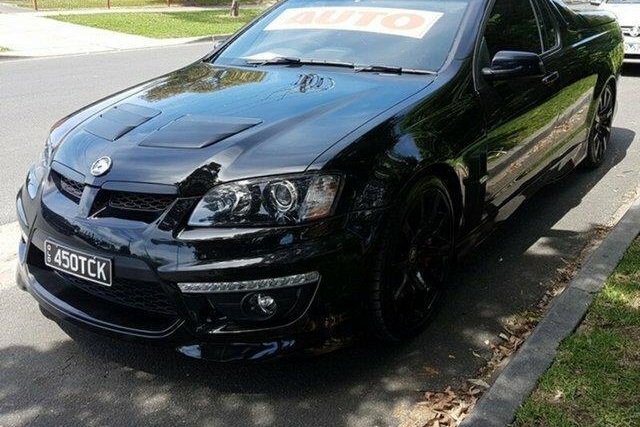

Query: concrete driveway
left=0, top=46, right=639, bottom=427
left=0, top=8, right=211, bottom=57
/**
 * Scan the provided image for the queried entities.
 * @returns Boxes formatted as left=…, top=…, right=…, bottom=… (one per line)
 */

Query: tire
left=582, top=83, right=614, bottom=169
left=368, top=177, right=456, bottom=341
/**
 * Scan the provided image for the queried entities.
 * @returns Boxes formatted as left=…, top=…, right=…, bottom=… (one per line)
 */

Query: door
left=533, top=0, right=598, bottom=175
left=475, top=0, right=563, bottom=219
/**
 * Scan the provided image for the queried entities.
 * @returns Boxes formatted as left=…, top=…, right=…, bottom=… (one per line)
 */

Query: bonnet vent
left=139, top=115, right=262, bottom=149
left=84, top=103, right=161, bottom=141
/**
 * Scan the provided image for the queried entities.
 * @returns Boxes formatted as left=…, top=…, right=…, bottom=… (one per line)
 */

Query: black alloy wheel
left=584, top=84, right=614, bottom=169
left=369, top=177, right=456, bottom=341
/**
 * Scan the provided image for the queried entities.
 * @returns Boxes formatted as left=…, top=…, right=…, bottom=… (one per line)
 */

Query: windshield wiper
left=244, top=56, right=436, bottom=75
left=244, top=56, right=354, bottom=69
left=245, top=56, right=302, bottom=65
left=354, top=64, right=437, bottom=75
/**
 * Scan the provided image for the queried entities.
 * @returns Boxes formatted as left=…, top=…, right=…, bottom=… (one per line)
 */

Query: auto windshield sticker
left=265, top=7, right=444, bottom=39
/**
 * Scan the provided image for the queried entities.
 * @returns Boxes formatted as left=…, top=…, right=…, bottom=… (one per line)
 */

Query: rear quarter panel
left=571, top=10, right=624, bottom=92
left=544, top=6, right=624, bottom=176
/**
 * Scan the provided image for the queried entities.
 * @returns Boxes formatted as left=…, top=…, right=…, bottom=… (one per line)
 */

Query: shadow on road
left=0, top=128, right=635, bottom=426
left=622, top=62, right=640, bottom=77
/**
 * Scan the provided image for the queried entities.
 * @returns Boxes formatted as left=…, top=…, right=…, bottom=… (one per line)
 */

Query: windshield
left=213, top=0, right=470, bottom=72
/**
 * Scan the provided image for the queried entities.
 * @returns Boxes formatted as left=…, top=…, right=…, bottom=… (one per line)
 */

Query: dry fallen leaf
left=467, top=378, right=490, bottom=389
left=424, top=367, right=440, bottom=377
left=408, top=225, right=608, bottom=427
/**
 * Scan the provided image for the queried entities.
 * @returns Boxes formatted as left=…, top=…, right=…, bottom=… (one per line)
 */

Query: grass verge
left=3, top=0, right=260, bottom=10
left=50, top=9, right=262, bottom=38
left=512, top=237, right=640, bottom=427
left=0, top=47, right=9, bottom=52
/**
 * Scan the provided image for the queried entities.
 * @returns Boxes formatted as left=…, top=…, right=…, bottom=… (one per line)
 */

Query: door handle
left=542, top=71, right=559, bottom=85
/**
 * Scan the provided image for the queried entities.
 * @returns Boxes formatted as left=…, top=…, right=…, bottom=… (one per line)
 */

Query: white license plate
left=625, top=42, right=640, bottom=53
left=44, top=240, right=112, bottom=286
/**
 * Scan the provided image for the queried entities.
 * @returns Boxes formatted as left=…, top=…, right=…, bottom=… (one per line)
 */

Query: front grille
left=60, top=176, right=84, bottom=200
left=59, top=271, right=178, bottom=315
left=52, top=171, right=85, bottom=202
left=108, top=192, right=175, bottom=212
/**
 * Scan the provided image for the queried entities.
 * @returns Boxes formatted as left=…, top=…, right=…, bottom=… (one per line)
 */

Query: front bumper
left=16, top=168, right=384, bottom=361
left=16, top=259, right=335, bottom=361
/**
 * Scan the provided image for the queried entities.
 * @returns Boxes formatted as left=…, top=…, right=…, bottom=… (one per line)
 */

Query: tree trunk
left=230, top=0, right=240, bottom=17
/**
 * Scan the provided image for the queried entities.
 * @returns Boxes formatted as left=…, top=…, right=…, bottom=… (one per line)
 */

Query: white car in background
left=591, top=0, right=640, bottom=58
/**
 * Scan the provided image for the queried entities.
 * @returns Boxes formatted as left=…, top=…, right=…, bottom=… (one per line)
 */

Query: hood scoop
left=139, top=115, right=262, bottom=149
left=84, top=103, right=161, bottom=141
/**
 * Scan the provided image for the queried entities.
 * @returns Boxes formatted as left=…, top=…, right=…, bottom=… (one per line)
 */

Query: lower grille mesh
left=108, top=192, right=175, bottom=212
left=59, top=272, right=178, bottom=315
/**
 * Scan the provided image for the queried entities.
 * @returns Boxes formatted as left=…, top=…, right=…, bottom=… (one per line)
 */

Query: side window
left=484, top=0, right=543, bottom=59
left=535, top=0, right=560, bottom=51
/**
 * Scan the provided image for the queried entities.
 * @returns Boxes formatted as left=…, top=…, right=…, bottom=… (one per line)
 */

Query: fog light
left=177, top=271, right=320, bottom=294
left=243, top=293, right=278, bottom=319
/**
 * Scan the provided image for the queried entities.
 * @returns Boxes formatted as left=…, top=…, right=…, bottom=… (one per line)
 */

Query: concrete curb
left=0, top=37, right=214, bottom=61
left=185, top=34, right=231, bottom=44
left=460, top=194, right=640, bottom=427
left=0, top=6, right=235, bottom=59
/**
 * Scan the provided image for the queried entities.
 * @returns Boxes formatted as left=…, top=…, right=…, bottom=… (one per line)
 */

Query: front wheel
left=583, top=84, right=614, bottom=169
left=368, top=177, right=456, bottom=341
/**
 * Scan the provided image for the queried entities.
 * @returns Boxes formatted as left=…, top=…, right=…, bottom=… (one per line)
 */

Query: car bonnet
left=52, top=63, right=435, bottom=195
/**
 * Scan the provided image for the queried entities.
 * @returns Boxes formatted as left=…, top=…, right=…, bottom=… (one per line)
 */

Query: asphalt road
left=1, top=46, right=639, bottom=427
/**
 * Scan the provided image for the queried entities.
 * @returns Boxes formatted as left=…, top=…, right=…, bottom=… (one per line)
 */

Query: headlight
left=26, top=138, right=53, bottom=199
left=41, top=138, right=53, bottom=166
left=188, top=174, right=341, bottom=227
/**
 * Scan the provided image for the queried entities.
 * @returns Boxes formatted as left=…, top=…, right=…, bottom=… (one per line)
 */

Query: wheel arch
left=586, top=74, right=617, bottom=137
left=398, top=162, right=466, bottom=232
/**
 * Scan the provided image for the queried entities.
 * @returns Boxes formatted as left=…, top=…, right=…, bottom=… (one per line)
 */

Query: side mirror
left=590, top=0, right=603, bottom=6
left=481, top=51, right=546, bottom=81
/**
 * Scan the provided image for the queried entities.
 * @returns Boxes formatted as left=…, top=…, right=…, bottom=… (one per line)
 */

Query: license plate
left=44, top=240, right=112, bottom=286
left=625, top=42, right=640, bottom=53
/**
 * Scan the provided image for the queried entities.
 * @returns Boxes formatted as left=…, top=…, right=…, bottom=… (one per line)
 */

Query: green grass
left=0, top=47, right=9, bottom=52
left=51, top=9, right=262, bottom=38
left=512, top=238, right=640, bottom=427
left=3, top=0, right=260, bottom=10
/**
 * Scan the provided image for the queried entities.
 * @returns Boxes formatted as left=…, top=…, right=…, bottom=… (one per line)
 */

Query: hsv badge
left=90, top=156, right=112, bottom=177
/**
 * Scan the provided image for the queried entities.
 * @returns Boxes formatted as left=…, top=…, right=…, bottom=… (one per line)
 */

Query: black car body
left=16, top=0, right=623, bottom=361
